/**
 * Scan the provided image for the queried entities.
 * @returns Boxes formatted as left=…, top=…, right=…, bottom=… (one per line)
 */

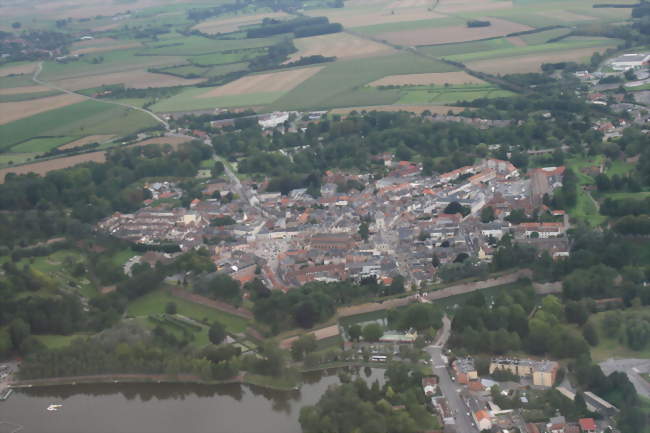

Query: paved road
left=423, top=315, right=478, bottom=433
left=600, top=358, right=650, bottom=399
left=426, top=345, right=478, bottom=433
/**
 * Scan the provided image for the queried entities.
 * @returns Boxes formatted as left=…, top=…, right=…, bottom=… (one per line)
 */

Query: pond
left=0, top=367, right=385, bottom=433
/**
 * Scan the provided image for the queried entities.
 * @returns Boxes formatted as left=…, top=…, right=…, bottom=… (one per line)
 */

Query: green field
left=127, top=288, right=250, bottom=334
left=39, top=49, right=184, bottom=81
left=445, top=38, right=620, bottom=63
left=151, top=87, right=285, bottom=112
left=352, top=16, right=465, bottom=36
left=0, top=74, right=36, bottom=89
left=0, top=153, right=37, bottom=168
left=190, top=48, right=266, bottom=66
left=0, top=90, right=61, bottom=103
left=520, top=28, right=572, bottom=45
left=10, top=136, right=77, bottom=153
left=396, top=85, right=514, bottom=104
left=271, top=52, right=458, bottom=110
left=139, top=34, right=283, bottom=56
left=0, top=100, right=158, bottom=149
left=418, top=38, right=516, bottom=58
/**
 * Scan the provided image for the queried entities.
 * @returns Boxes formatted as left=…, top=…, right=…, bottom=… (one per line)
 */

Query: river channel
left=0, top=367, right=385, bottom=433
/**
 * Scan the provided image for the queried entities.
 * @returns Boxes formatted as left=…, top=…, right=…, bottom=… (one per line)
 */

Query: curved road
left=31, top=62, right=170, bottom=130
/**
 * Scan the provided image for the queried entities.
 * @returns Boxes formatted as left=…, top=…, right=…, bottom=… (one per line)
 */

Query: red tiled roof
left=579, top=418, right=596, bottom=430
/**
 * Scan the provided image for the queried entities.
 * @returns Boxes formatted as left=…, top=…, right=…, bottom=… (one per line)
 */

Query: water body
left=0, top=367, right=385, bottom=433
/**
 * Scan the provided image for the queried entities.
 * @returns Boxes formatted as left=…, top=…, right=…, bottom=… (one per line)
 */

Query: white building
left=610, top=53, right=650, bottom=71
left=258, top=112, right=290, bottom=129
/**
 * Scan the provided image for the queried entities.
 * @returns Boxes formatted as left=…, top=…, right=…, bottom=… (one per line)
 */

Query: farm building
left=609, top=53, right=650, bottom=70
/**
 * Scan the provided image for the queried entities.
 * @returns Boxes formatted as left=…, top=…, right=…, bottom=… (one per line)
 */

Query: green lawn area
left=0, top=100, right=158, bottom=149
left=9, top=136, right=77, bottom=153
left=34, top=333, right=89, bottom=349
left=111, top=248, right=138, bottom=267
left=606, top=160, right=634, bottom=176
left=589, top=306, right=650, bottom=362
left=0, top=72, right=36, bottom=89
left=127, top=288, right=250, bottom=334
left=17, top=249, right=97, bottom=299
left=565, top=155, right=608, bottom=226
left=601, top=191, right=650, bottom=200
left=572, top=190, right=607, bottom=226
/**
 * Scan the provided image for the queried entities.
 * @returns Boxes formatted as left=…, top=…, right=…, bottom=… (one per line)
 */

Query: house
left=578, top=418, right=596, bottom=433
left=490, top=358, right=558, bottom=387
left=453, top=357, right=478, bottom=384
left=422, top=377, right=438, bottom=396
left=547, top=415, right=566, bottom=433
left=474, top=410, right=492, bottom=431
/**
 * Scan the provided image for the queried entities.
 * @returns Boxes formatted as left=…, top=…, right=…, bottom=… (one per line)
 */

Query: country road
left=32, top=61, right=170, bottom=130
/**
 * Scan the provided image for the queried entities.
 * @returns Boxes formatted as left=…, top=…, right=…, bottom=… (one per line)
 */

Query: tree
left=444, top=201, right=470, bottom=216
left=9, top=318, right=30, bottom=350
left=165, top=301, right=177, bottom=314
left=211, top=161, right=225, bottom=178
left=422, top=159, right=434, bottom=176
left=362, top=323, right=383, bottom=342
left=432, top=253, right=440, bottom=267
left=348, top=324, right=362, bottom=342
left=388, top=274, right=405, bottom=294
left=625, top=317, right=650, bottom=350
left=208, top=321, right=226, bottom=345
left=11, top=22, right=21, bottom=29
left=582, top=322, right=599, bottom=346
left=358, top=221, right=370, bottom=241
left=480, top=206, right=495, bottom=223
left=291, top=334, right=317, bottom=361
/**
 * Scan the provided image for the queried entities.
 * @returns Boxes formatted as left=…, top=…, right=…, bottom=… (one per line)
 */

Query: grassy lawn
left=521, top=28, right=572, bottom=45
left=0, top=90, right=61, bottom=103
left=111, top=248, right=138, bottom=267
left=127, top=288, right=250, bottom=334
left=589, top=306, right=650, bottom=362
left=606, top=160, right=634, bottom=176
left=601, top=191, right=650, bottom=200
left=18, top=249, right=97, bottom=298
left=34, top=333, right=89, bottom=349
left=566, top=155, right=607, bottom=226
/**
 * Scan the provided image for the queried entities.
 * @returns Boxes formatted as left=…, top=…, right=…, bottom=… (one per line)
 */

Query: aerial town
left=97, top=154, right=569, bottom=291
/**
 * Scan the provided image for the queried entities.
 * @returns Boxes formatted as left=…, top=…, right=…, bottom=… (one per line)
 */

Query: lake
left=0, top=367, right=385, bottom=433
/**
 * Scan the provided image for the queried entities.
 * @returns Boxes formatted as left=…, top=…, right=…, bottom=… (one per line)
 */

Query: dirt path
left=32, top=62, right=169, bottom=130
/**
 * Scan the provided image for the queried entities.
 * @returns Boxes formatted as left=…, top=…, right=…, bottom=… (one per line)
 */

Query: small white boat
left=47, top=404, right=62, bottom=411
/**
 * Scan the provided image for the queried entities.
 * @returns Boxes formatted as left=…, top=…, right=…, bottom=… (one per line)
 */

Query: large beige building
left=490, top=358, right=558, bottom=387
